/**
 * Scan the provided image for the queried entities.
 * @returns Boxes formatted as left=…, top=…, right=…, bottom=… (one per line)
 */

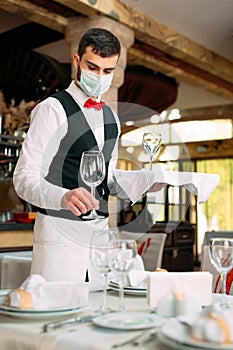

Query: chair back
left=119, top=231, right=167, bottom=271
left=0, top=252, right=32, bottom=289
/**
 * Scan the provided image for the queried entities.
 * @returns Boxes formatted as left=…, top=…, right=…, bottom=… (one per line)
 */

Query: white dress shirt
left=12, top=81, right=126, bottom=285
left=13, top=81, right=122, bottom=210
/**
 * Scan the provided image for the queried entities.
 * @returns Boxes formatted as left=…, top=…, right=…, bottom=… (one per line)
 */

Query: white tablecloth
left=1, top=290, right=232, bottom=350
left=0, top=290, right=171, bottom=350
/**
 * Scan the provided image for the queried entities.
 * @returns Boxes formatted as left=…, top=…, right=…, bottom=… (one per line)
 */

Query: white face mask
left=79, top=68, right=113, bottom=97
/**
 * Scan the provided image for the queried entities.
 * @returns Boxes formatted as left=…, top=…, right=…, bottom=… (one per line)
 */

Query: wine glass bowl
left=109, top=239, right=138, bottom=311
left=142, top=132, right=162, bottom=170
left=80, top=150, right=106, bottom=220
left=208, top=238, right=233, bottom=308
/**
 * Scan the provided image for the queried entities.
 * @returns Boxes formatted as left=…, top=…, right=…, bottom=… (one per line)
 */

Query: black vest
left=33, top=90, right=118, bottom=220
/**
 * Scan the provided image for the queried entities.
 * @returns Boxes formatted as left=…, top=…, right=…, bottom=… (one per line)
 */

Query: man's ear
left=73, top=54, right=81, bottom=81
left=73, top=53, right=79, bottom=69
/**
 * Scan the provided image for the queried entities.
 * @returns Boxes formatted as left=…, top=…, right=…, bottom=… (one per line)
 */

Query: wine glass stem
left=221, top=273, right=229, bottom=307
left=222, top=273, right=227, bottom=295
left=119, top=275, right=125, bottom=312
left=90, top=186, right=97, bottom=215
left=90, top=185, right=95, bottom=198
left=102, top=273, right=108, bottom=309
left=149, top=156, right=153, bottom=171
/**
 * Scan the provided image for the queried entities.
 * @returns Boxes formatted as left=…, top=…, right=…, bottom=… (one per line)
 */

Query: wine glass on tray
left=90, top=228, right=117, bottom=315
left=208, top=238, right=233, bottom=308
left=142, top=132, right=162, bottom=170
left=109, top=239, right=138, bottom=312
left=80, top=150, right=106, bottom=220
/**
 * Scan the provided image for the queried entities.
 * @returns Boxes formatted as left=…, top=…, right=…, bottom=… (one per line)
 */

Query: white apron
left=30, top=213, right=109, bottom=285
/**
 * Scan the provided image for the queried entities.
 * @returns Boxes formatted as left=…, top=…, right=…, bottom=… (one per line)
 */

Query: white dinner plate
left=93, top=312, right=164, bottom=330
left=0, top=290, right=10, bottom=297
left=0, top=296, right=88, bottom=320
left=158, top=318, right=233, bottom=350
left=108, top=281, right=147, bottom=296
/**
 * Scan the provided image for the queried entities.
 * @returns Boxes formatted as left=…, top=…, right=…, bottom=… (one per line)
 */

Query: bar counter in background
left=0, top=222, right=33, bottom=252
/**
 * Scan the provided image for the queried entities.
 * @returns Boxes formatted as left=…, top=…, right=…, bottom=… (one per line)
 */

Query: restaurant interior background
left=0, top=0, right=233, bottom=268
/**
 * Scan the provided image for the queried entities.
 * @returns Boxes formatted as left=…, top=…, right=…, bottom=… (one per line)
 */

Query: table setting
left=0, top=281, right=233, bottom=350
left=0, top=232, right=233, bottom=350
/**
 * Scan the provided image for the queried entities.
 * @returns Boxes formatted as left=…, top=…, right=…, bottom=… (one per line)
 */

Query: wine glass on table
left=142, top=132, right=162, bottom=170
left=208, top=238, right=233, bottom=308
left=109, top=239, right=138, bottom=312
left=90, top=229, right=117, bottom=315
left=80, top=150, right=106, bottom=220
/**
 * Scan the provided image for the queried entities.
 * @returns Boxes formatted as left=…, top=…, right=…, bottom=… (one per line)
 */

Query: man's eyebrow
left=86, top=60, right=99, bottom=68
left=86, top=60, right=116, bottom=71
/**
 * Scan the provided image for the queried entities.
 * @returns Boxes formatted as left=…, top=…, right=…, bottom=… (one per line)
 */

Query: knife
left=43, top=315, right=93, bottom=332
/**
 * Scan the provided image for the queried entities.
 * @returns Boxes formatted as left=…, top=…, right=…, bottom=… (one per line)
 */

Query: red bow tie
left=84, top=98, right=105, bottom=110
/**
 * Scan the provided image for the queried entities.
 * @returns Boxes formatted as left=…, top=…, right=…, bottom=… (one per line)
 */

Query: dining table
left=0, top=287, right=232, bottom=350
left=0, top=287, right=174, bottom=350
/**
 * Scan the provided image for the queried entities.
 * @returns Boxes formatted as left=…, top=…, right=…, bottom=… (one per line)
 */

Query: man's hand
left=61, top=187, right=99, bottom=216
left=147, top=183, right=167, bottom=192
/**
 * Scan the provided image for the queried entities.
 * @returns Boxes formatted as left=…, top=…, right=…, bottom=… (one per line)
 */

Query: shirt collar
left=66, top=81, right=102, bottom=106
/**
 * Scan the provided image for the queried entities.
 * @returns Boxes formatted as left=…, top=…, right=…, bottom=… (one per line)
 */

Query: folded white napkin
left=127, top=269, right=148, bottom=288
left=3, top=274, right=89, bottom=310
left=190, top=305, right=233, bottom=344
left=113, top=167, right=220, bottom=204
left=147, top=271, right=213, bottom=309
left=109, top=255, right=146, bottom=288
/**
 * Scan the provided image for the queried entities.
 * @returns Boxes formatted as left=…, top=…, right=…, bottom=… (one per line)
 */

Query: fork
left=112, top=329, right=157, bottom=348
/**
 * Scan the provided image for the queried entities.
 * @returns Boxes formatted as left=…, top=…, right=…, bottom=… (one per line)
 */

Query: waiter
left=13, top=28, right=165, bottom=286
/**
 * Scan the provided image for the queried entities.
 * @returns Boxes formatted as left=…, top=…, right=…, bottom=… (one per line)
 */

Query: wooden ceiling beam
left=174, top=104, right=233, bottom=123
left=128, top=46, right=233, bottom=102
left=120, top=104, right=233, bottom=135
left=53, top=0, right=233, bottom=86
left=1, top=0, right=233, bottom=102
left=181, top=138, right=233, bottom=160
left=0, top=0, right=67, bottom=33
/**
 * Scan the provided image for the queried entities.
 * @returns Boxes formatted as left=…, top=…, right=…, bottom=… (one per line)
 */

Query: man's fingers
left=79, top=187, right=99, bottom=209
left=61, top=187, right=99, bottom=216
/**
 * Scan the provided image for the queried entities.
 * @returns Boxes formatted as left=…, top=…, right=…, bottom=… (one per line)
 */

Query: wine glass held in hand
left=143, top=132, right=162, bottom=170
left=90, top=229, right=117, bottom=315
left=110, top=239, right=137, bottom=312
left=80, top=150, right=106, bottom=220
left=208, top=238, right=233, bottom=308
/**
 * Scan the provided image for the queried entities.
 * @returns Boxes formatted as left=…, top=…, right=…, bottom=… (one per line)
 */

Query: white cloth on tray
left=113, top=167, right=220, bottom=204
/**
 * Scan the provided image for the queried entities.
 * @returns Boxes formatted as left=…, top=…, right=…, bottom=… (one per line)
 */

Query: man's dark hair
left=78, top=28, right=121, bottom=59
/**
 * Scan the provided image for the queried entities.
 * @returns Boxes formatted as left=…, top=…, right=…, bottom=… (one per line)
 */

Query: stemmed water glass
left=90, top=229, right=117, bottom=315
left=208, top=238, right=233, bottom=308
left=109, top=239, right=137, bottom=312
left=142, top=132, right=162, bottom=170
left=80, top=150, right=106, bottom=220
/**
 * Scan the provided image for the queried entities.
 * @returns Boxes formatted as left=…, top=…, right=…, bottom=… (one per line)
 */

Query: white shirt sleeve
left=13, top=98, right=70, bottom=210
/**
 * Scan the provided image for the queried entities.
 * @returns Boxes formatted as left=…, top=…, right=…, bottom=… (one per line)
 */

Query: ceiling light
left=125, top=121, right=134, bottom=126
left=150, top=114, right=161, bottom=123
left=160, top=111, right=167, bottom=121
left=126, top=147, right=134, bottom=154
left=168, top=109, right=181, bottom=120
